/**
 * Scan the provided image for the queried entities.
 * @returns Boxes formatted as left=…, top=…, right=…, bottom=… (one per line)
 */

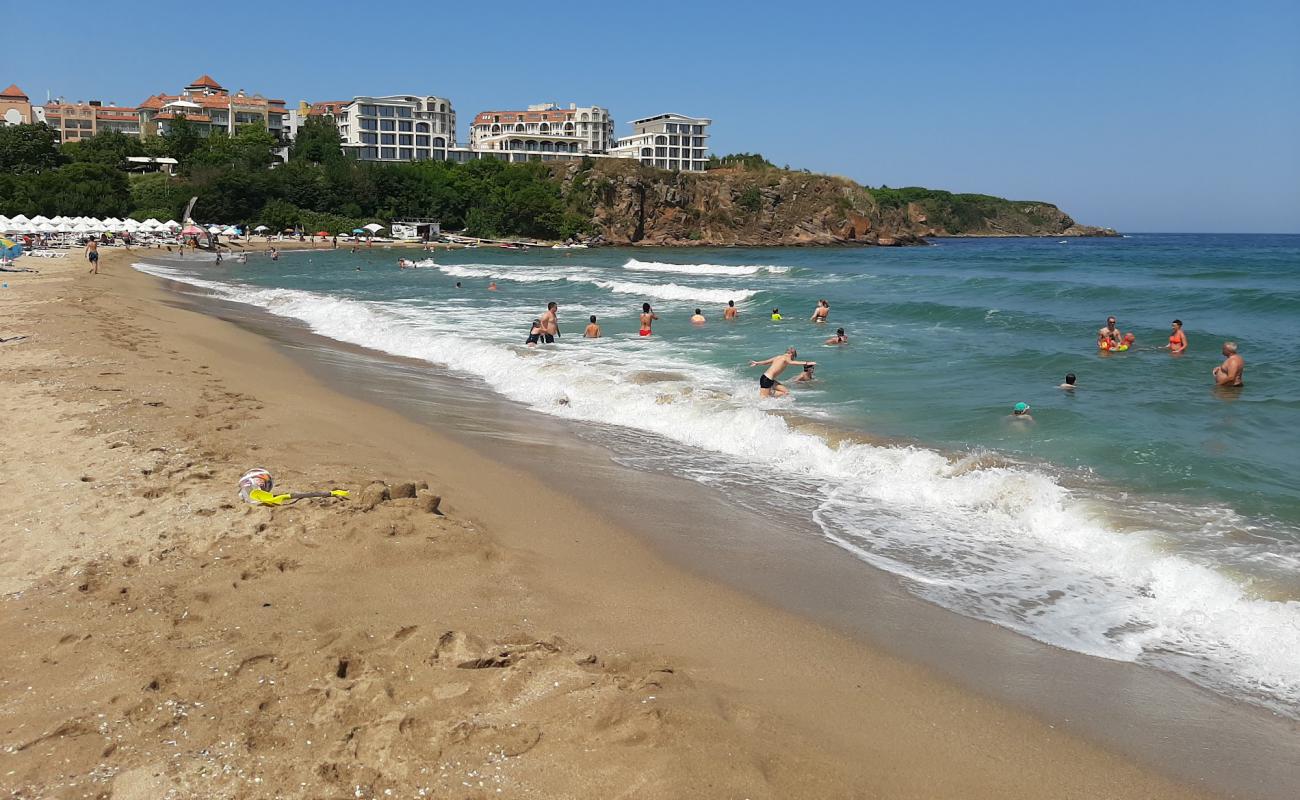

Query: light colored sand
left=0, top=245, right=1217, bottom=798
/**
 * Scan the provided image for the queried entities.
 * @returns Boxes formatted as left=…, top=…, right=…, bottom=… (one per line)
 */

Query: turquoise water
left=137, top=233, right=1300, bottom=717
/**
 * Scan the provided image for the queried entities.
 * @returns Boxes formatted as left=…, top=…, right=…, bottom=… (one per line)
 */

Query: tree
left=161, top=115, right=202, bottom=166
left=129, top=172, right=186, bottom=220
left=291, top=116, right=345, bottom=164
left=62, top=130, right=146, bottom=166
left=0, top=123, right=64, bottom=174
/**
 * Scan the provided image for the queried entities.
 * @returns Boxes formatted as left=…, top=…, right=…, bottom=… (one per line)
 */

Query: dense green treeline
left=0, top=118, right=592, bottom=239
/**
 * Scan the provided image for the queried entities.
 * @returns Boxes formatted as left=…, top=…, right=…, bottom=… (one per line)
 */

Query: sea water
left=136, top=233, right=1300, bottom=717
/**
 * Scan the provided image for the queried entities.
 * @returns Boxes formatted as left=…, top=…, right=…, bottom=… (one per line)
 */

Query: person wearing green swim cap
left=1010, top=402, right=1034, bottom=422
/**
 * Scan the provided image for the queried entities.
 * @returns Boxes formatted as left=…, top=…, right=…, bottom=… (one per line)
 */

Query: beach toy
left=239, top=467, right=349, bottom=506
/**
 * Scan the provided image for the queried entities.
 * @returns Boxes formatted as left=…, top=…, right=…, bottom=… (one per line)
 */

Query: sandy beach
left=0, top=244, right=1223, bottom=798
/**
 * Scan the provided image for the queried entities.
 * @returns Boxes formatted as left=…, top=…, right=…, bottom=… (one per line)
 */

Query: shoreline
left=0, top=244, right=1263, bottom=798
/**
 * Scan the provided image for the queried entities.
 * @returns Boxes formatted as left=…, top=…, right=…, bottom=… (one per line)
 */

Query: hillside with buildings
left=557, top=159, right=1115, bottom=246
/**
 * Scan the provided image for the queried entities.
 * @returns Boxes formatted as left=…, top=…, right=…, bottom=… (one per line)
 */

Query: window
left=654, top=135, right=667, bottom=145
left=381, top=134, right=395, bottom=144
left=641, top=147, right=652, bottom=157
left=397, top=107, right=412, bottom=118
left=360, top=132, right=377, bottom=144
left=415, top=135, right=430, bottom=146
left=669, top=147, right=679, bottom=157
left=416, top=122, right=429, bottom=133
left=400, top=148, right=413, bottom=159
left=693, top=125, right=703, bottom=134
left=359, top=105, right=376, bottom=116
left=380, top=119, right=395, bottom=131
left=359, top=118, right=377, bottom=130
left=381, top=147, right=396, bottom=159
left=666, top=123, right=677, bottom=133
left=694, top=136, right=704, bottom=147
left=669, top=160, right=679, bottom=170
left=378, top=106, right=395, bottom=117
left=655, top=147, right=667, bottom=157
left=360, top=147, right=377, bottom=159
left=655, top=159, right=666, bottom=168
left=399, top=134, right=412, bottom=145
left=417, top=148, right=431, bottom=159
left=432, top=137, right=445, bottom=148
left=398, top=120, right=412, bottom=132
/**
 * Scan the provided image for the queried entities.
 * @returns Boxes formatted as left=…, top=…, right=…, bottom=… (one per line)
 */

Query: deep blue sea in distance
left=136, top=232, right=1300, bottom=718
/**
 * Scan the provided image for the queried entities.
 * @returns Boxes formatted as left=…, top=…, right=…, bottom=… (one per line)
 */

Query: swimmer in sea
left=723, top=300, right=738, bottom=320
left=810, top=299, right=829, bottom=323
left=771, top=308, right=782, bottom=321
left=690, top=308, right=706, bottom=325
left=1009, top=402, right=1034, bottom=422
left=794, top=363, right=816, bottom=383
left=1098, top=316, right=1121, bottom=349
left=525, top=319, right=543, bottom=347
left=1059, top=372, right=1077, bottom=391
left=825, top=327, right=847, bottom=345
left=455, top=281, right=462, bottom=289
left=749, top=347, right=816, bottom=398
left=584, top=315, right=601, bottom=338
left=1212, top=341, right=1245, bottom=387
left=639, top=302, right=659, bottom=336
left=1165, top=319, right=1187, bottom=354
left=488, top=282, right=498, bottom=291
left=539, top=302, right=560, bottom=343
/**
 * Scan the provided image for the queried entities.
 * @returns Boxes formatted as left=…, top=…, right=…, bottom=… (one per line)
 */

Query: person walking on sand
left=1212, top=342, right=1245, bottom=387
left=749, top=347, right=816, bottom=398
left=724, top=300, right=738, bottom=320
left=540, top=302, right=560, bottom=343
left=639, top=303, right=659, bottom=337
left=811, top=299, right=829, bottom=323
left=1165, top=319, right=1188, bottom=354
left=584, top=315, right=601, bottom=338
left=825, top=327, right=848, bottom=345
left=1098, top=316, right=1122, bottom=349
left=85, top=239, right=99, bottom=274
left=691, top=308, right=706, bottom=325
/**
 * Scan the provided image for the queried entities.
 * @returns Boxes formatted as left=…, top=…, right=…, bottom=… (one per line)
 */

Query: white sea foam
left=622, top=258, right=792, bottom=276
left=134, top=260, right=1300, bottom=718
left=425, top=262, right=758, bottom=302
left=589, top=279, right=757, bottom=303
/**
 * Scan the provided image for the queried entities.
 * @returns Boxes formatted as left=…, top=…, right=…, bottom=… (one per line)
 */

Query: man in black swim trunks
left=749, top=347, right=816, bottom=398
left=539, top=301, right=560, bottom=344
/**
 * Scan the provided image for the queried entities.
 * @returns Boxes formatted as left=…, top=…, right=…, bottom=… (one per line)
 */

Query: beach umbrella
left=253, top=224, right=269, bottom=232
left=72, top=222, right=92, bottom=233
left=222, top=226, right=241, bottom=236
left=1, top=236, right=23, bottom=260
left=30, top=214, right=50, bottom=225
left=103, top=217, right=122, bottom=228
left=314, top=230, right=331, bottom=237
left=363, top=223, right=384, bottom=233
left=351, top=228, right=365, bottom=234
left=163, top=220, right=181, bottom=230
left=141, top=218, right=163, bottom=230
left=181, top=224, right=206, bottom=236
left=10, top=214, right=29, bottom=225
left=55, top=222, right=71, bottom=232
left=35, top=220, right=57, bottom=233
left=207, top=225, right=223, bottom=235
left=84, top=219, right=106, bottom=232
left=124, top=219, right=141, bottom=231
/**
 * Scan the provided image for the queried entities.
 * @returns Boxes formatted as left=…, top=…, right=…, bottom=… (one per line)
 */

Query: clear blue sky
left=7, top=0, right=1298, bottom=232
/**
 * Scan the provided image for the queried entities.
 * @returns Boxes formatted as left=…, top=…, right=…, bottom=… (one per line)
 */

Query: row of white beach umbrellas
left=0, top=214, right=183, bottom=235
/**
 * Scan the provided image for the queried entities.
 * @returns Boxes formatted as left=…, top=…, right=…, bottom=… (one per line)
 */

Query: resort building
left=136, top=75, right=288, bottom=140
left=469, top=103, right=614, bottom=158
left=293, top=95, right=456, bottom=162
left=1, top=84, right=34, bottom=126
left=43, top=101, right=142, bottom=141
left=608, top=113, right=712, bottom=171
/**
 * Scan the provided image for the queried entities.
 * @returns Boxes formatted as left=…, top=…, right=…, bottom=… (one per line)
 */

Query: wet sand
left=0, top=243, right=1253, bottom=798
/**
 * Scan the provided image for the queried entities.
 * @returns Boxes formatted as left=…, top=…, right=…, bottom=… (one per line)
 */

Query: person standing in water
left=1098, top=316, right=1122, bottom=349
left=1212, top=342, right=1245, bottom=387
left=749, top=347, right=816, bottom=398
left=1165, top=319, right=1188, bottom=354
left=723, top=300, right=738, bottom=320
left=539, top=302, right=560, bottom=343
left=810, top=299, right=829, bottom=323
left=525, top=319, right=543, bottom=347
left=639, top=302, right=659, bottom=337
left=584, top=315, right=601, bottom=338
left=771, top=308, right=782, bottom=321
left=690, top=308, right=706, bottom=325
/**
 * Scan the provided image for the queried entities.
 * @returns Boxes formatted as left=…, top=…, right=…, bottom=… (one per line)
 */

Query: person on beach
left=85, top=239, right=99, bottom=274
left=584, top=315, right=601, bottom=338
left=639, top=303, right=659, bottom=336
left=1165, top=319, right=1188, bottom=354
left=525, top=319, right=544, bottom=347
left=771, top=308, right=782, bottom=321
left=540, top=302, right=560, bottom=343
left=1059, top=373, right=1078, bottom=391
left=1009, top=402, right=1034, bottom=422
left=1212, top=342, right=1245, bottom=387
left=1098, top=316, right=1122, bottom=349
left=724, top=300, right=738, bottom=320
left=811, top=299, right=829, bottom=323
left=825, top=327, right=848, bottom=345
left=691, top=308, right=706, bottom=325
left=749, top=348, right=816, bottom=398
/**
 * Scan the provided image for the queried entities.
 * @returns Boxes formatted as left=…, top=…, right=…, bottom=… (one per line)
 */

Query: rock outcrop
left=554, top=160, right=1115, bottom=247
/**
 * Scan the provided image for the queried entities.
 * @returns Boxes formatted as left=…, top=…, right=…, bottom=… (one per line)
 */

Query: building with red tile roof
left=137, top=75, right=287, bottom=140
left=43, top=101, right=143, bottom=141
left=1, top=83, right=34, bottom=126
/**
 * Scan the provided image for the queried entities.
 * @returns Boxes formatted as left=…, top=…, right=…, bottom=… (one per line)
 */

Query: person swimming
left=690, top=308, right=706, bottom=324
left=1097, top=316, right=1121, bottom=349
left=795, top=363, right=816, bottom=383
left=1059, top=373, right=1077, bottom=390
left=1010, top=402, right=1034, bottom=422
left=639, top=302, right=659, bottom=336
left=525, top=319, right=543, bottom=346
left=723, top=300, right=738, bottom=320
left=825, top=327, right=847, bottom=345
left=584, top=315, right=601, bottom=338
left=771, top=308, right=782, bottom=321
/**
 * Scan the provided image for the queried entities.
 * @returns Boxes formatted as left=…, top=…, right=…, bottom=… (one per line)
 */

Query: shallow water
left=136, top=233, right=1300, bottom=718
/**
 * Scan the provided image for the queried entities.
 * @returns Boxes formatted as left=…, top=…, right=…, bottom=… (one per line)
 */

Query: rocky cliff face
left=554, top=161, right=1114, bottom=246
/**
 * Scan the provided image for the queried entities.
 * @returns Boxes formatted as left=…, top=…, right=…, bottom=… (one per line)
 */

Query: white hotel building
left=297, top=95, right=456, bottom=162
left=468, top=103, right=614, bottom=158
left=608, top=113, right=712, bottom=172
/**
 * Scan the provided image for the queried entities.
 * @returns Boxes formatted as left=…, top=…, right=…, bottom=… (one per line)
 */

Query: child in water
left=1009, top=402, right=1034, bottom=422
left=771, top=308, right=782, bottom=321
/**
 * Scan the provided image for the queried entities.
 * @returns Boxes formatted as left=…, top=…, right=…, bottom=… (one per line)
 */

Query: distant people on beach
left=1098, top=316, right=1122, bottom=350
left=584, top=315, right=601, bottom=338
left=639, top=303, right=659, bottom=336
left=85, top=239, right=99, bottom=274
left=724, top=300, right=738, bottom=320
left=1010, top=402, right=1034, bottom=422
left=811, top=299, right=829, bottom=323
left=825, top=328, right=847, bottom=345
left=540, top=302, right=559, bottom=342
left=1165, top=319, right=1188, bottom=354
left=691, top=308, right=706, bottom=325
left=750, top=347, right=816, bottom=398
left=1059, top=373, right=1077, bottom=391
left=1213, top=342, right=1245, bottom=386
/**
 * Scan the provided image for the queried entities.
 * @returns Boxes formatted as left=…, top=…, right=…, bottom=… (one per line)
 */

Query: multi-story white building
left=302, top=95, right=456, bottom=162
left=609, top=113, right=711, bottom=172
left=469, top=103, right=614, bottom=158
